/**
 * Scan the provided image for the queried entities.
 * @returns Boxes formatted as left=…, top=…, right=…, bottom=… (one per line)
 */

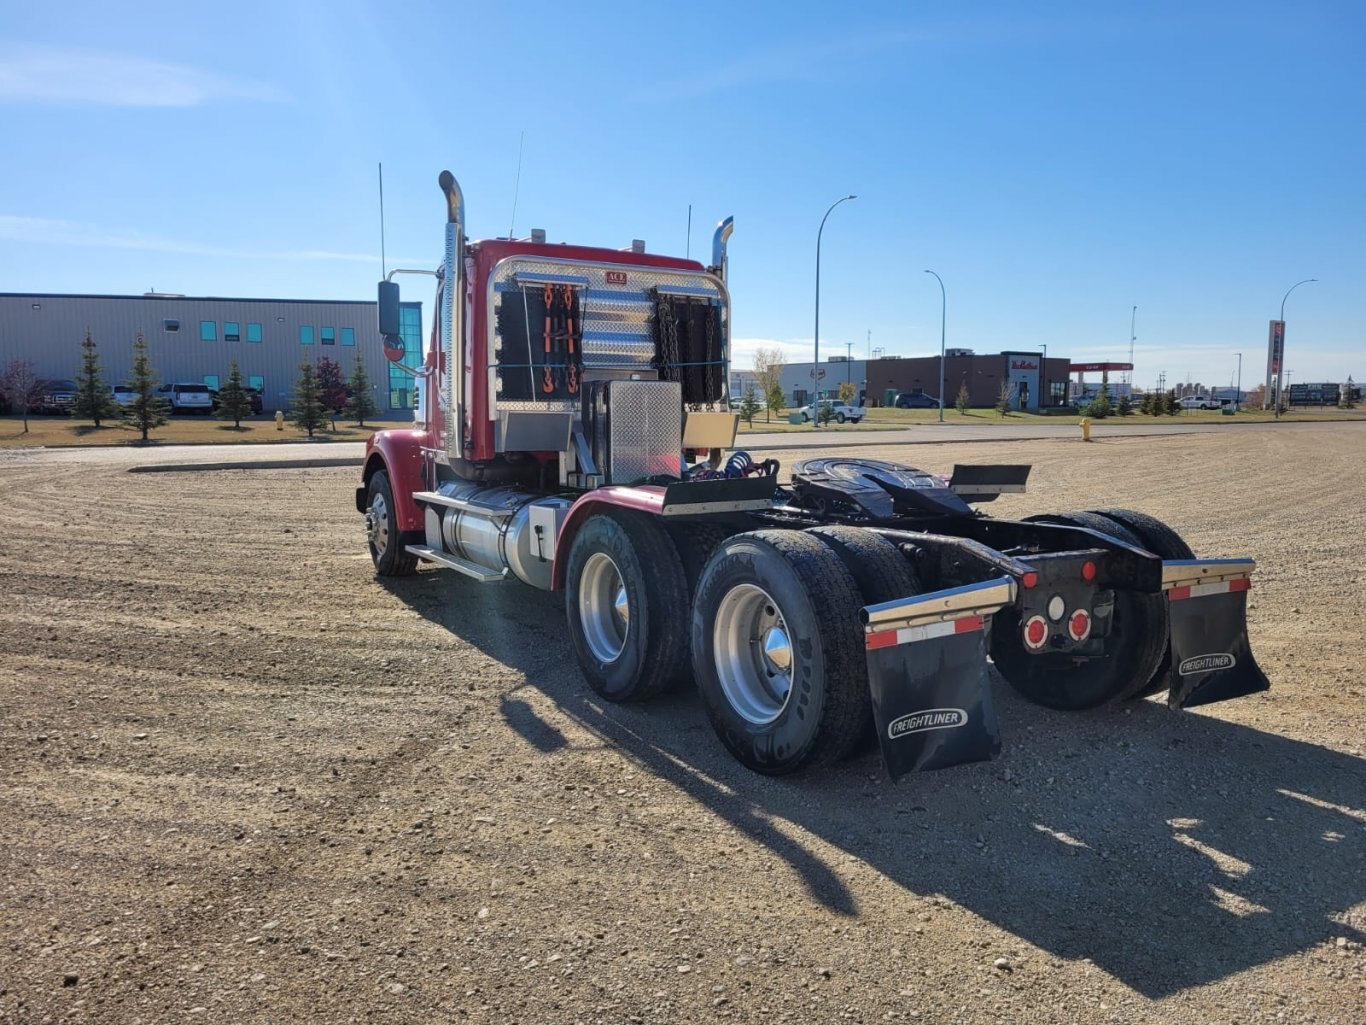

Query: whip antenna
left=508, top=131, right=525, bottom=239
left=378, top=162, right=387, bottom=277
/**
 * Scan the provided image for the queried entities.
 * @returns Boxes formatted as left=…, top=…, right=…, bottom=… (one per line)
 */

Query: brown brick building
left=866, top=351, right=1072, bottom=410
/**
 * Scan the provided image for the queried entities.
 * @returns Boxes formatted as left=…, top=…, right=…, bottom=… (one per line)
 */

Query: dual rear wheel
left=565, top=515, right=921, bottom=775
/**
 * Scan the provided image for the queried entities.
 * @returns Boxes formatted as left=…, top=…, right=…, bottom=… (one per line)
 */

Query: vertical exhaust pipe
left=438, top=171, right=466, bottom=458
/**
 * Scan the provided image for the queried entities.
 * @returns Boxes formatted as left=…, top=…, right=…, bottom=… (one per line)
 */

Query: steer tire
left=565, top=510, right=689, bottom=703
left=692, top=530, right=869, bottom=774
left=1089, top=508, right=1195, bottom=698
left=990, top=511, right=1166, bottom=710
left=367, top=470, right=419, bottom=577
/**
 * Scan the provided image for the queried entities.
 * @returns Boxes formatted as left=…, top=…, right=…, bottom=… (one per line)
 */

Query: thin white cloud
left=642, top=28, right=929, bottom=102
left=0, top=215, right=417, bottom=265
left=0, top=42, right=288, bottom=107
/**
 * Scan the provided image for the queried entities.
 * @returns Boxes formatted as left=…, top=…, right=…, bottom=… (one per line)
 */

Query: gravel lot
left=2, top=424, right=1362, bottom=1024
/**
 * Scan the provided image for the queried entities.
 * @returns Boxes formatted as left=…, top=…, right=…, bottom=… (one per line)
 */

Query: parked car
left=799, top=400, right=865, bottom=424
left=894, top=392, right=939, bottom=409
left=155, top=382, right=215, bottom=414
left=1177, top=395, right=1222, bottom=410
left=37, top=378, right=79, bottom=415
left=112, top=385, right=140, bottom=407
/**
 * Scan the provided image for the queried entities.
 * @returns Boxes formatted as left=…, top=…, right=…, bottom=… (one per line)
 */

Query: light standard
left=924, top=270, right=946, bottom=422
left=814, top=194, right=857, bottom=427
left=845, top=341, right=853, bottom=385
left=1274, top=278, right=1316, bottom=418
left=1235, top=352, right=1242, bottom=412
left=1040, top=342, right=1048, bottom=408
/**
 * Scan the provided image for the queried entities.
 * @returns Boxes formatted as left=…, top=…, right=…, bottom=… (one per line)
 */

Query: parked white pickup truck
left=800, top=400, right=865, bottom=424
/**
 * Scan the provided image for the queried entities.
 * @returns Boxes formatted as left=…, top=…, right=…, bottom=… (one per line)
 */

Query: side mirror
left=377, top=280, right=401, bottom=337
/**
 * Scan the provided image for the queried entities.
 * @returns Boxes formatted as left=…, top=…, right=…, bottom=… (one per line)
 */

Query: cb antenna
left=508, top=130, right=525, bottom=239
left=378, top=162, right=387, bottom=277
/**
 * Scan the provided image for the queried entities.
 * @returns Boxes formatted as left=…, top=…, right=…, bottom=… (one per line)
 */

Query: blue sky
left=2, top=1, right=1362, bottom=392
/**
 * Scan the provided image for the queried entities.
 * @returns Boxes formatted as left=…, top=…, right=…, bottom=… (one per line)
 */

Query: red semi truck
left=357, top=171, right=1268, bottom=780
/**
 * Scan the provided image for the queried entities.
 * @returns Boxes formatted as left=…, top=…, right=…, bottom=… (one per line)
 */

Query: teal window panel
left=200, top=321, right=217, bottom=341
left=246, top=323, right=263, bottom=343
left=300, top=325, right=314, bottom=345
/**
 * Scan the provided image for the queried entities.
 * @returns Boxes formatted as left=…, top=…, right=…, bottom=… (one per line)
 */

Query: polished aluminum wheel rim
left=713, top=583, right=793, bottom=725
left=580, top=552, right=628, bottom=663
left=367, top=492, right=390, bottom=554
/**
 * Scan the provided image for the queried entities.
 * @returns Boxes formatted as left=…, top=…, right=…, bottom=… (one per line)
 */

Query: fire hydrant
left=275, top=409, right=284, bottom=431
left=1080, top=417, right=1092, bottom=442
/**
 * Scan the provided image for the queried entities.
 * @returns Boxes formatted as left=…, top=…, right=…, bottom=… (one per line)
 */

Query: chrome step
left=404, top=545, right=506, bottom=582
left=413, top=491, right=515, bottom=518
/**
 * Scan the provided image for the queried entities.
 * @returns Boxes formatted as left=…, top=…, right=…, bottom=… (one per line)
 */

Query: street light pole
left=1274, top=278, right=1316, bottom=419
left=1041, top=342, right=1048, bottom=408
left=925, top=270, right=946, bottom=422
left=1235, top=352, right=1242, bottom=412
left=844, top=341, right=853, bottom=385
left=814, top=194, right=857, bottom=427
left=1129, top=306, right=1137, bottom=386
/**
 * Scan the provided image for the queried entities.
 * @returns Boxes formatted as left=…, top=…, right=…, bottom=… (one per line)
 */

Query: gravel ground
left=1, top=424, right=1362, bottom=1024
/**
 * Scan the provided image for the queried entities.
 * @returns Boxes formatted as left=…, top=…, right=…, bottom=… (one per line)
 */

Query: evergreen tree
left=344, top=353, right=379, bottom=426
left=1086, top=382, right=1112, bottom=419
left=72, top=330, right=120, bottom=426
left=291, top=361, right=328, bottom=437
left=1116, top=393, right=1134, bottom=416
left=1138, top=392, right=1154, bottom=415
left=123, top=333, right=169, bottom=441
left=955, top=382, right=970, bottom=415
left=316, top=355, right=347, bottom=430
left=217, top=361, right=253, bottom=428
left=817, top=399, right=835, bottom=426
left=765, top=381, right=786, bottom=423
left=1164, top=389, right=1179, bottom=415
left=737, top=385, right=761, bottom=426
left=1344, top=376, right=1357, bottom=409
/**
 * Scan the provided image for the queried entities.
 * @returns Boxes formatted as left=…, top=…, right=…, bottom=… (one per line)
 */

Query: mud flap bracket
left=863, top=577, right=1017, bottom=781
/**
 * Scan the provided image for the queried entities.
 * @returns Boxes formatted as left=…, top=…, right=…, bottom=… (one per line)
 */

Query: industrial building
left=743, top=351, right=1076, bottom=410
left=0, top=292, right=422, bottom=413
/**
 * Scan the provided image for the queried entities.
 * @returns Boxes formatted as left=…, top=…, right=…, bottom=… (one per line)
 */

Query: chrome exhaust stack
left=439, top=170, right=466, bottom=459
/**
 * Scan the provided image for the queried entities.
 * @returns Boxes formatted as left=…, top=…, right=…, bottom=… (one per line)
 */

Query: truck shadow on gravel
left=388, top=573, right=1365, bottom=999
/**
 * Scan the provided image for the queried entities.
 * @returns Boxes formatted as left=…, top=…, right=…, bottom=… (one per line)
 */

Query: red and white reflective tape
left=866, top=615, right=985, bottom=651
left=1167, top=577, right=1251, bottom=602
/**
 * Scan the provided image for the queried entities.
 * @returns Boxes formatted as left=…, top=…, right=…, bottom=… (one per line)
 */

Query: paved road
left=0, top=418, right=1359, bottom=470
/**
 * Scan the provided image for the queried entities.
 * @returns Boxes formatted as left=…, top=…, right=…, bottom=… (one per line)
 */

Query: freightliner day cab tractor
left=358, top=171, right=1268, bottom=781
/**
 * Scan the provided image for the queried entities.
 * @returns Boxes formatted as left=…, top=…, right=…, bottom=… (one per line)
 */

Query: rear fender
left=549, top=486, right=666, bottom=591
left=1162, top=559, right=1270, bottom=707
left=863, top=577, right=1017, bottom=780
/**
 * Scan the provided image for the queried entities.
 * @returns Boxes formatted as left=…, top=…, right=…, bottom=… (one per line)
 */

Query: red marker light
left=1024, top=615, right=1048, bottom=649
left=1068, top=609, right=1092, bottom=641
left=1021, top=572, right=1039, bottom=590
left=1081, top=561, right=1097, bottom=581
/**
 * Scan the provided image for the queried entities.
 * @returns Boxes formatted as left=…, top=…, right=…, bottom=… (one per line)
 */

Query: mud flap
left=863, top=578, right=1016, bottom=781
left=1163, top=559, right=1270, bottom=708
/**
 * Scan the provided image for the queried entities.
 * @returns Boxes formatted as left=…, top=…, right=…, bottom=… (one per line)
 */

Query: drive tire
left=1089, top=508, right=1195, bottom=698
left=566, top=510, right=689, bottom=703
left=836, top=412, right=847, bottom=423
left=806, top=526, right=922, bottom=606
left=692, top=530, right=868, bottom=774
left=366, top=470, right=418, bottom=577
left=990, top=511, right=1165, bottom=710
